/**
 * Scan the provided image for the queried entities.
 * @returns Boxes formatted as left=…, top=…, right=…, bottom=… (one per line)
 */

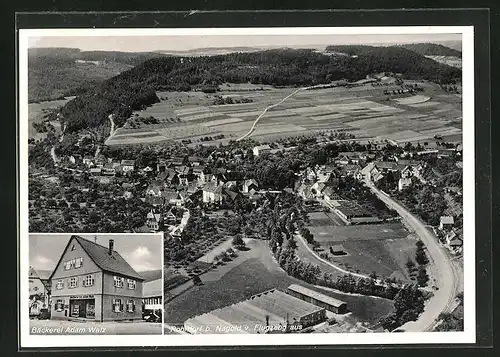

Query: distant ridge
left=399, top=43, right=461, bottom=57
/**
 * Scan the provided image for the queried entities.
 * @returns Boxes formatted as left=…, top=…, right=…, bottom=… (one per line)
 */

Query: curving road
left=362, top=163, right=458, bottom=332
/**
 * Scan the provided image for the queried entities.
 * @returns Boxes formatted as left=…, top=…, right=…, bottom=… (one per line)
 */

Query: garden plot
left=393, top=95, right=430, bottom=105
left=251, top=123, right=306, bottom=136
left=380, top=130, right=432, bottom=142
left=310, top=113, right=348, bottom=121
left=409, top=101, right=441, bottom=108
left=201, top=118, right=244, bottom=127
left=106, top=134, right=170, bottom=145
left=226, top=110, right=264, bottom=118
left=178, top=111, right=223, bottom=122
left=155, top=125, right=217, bottom=139
left=175, top=106, right=212, bottom=116
left=212, top=121, right=254, bottom=133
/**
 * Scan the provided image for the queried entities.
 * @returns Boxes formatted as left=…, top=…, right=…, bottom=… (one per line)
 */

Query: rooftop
left=440, top=216, right=455, bottom=224
left=287, top=284, right=346, bottom=308
left=51, top=236, right=144, bottom=281
left=184, top=289, right=324, bottom=334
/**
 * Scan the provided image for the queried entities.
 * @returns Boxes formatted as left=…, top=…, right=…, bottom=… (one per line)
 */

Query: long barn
left=286, top=284, right=348, bottom=314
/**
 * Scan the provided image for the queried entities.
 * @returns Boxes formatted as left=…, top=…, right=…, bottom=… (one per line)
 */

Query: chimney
left=108, top=239, right=114, bottom=255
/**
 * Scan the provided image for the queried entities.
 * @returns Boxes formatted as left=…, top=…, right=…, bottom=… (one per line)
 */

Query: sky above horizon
left=29, top=234, right=163, bottom=273
left=28, top=33, right=462, bottom=53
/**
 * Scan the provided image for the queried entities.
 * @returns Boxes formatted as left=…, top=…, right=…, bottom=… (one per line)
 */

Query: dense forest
left=58, top=46, right=461, bottom=133
left=399, top=43, right=461, bottom=57
left=28, top=48, right=169, bottom=102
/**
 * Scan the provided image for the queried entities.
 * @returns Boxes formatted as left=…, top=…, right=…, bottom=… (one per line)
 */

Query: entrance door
left=86, top=301, right=95, bottom=319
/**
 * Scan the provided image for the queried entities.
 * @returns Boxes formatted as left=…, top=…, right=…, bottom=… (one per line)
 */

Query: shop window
left=56, top=280, right=64, bottom=290
left=127, top=279, right=136, bottom=290
left=113, top=276, right=124, bottom=288
left=83, top=274, right=94, bottom=287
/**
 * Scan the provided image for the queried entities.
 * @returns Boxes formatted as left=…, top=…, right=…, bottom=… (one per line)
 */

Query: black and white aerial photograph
left=19, top=26, right=475, bottom=347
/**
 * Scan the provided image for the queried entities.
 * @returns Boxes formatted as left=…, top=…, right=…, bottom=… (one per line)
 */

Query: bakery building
left=49, top=235, right=144, bottom=322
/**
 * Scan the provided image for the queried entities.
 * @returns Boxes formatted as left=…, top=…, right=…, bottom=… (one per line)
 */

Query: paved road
left=362, top=163, right=458, bottom=332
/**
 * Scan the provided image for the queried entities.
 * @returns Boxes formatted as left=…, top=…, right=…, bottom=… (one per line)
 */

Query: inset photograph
left=28, top=233, right=163, bottom=335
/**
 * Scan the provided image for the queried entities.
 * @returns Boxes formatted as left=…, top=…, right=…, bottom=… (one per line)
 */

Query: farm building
left=253, top=144, right=271, bottom=157
left=286, top=284, right=348, bottom=314
left=332, top=200, right=380, bottom=224
left=329, top=244, right=346, bottom=255
left=184, top=289, right=326, bottom=334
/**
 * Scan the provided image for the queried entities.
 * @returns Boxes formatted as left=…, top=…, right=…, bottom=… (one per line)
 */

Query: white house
left=121, top=160, right=135, bottom=173
left=202, top=182, right=224, bottom=204
left=253, top=144, right=271, bottom=157
left=398, top=177, right=412, bottom=191
left=439, top=216, right=455, bottom=230
left=243, top=179, right=259, bottom=193
left=146, top=209, right=162, bottom=232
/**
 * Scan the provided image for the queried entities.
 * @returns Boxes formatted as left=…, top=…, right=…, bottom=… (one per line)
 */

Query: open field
left=305, top=218, right=415, bottom=280
left=28, top=97, right=74, bottom=139
left=106, top=80, right=462, bottom=146
left=164, top=240, right=394, bottom=325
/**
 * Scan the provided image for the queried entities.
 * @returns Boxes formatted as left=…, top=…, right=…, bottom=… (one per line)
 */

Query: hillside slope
left=58, top=47, right=462, bottom=133
left=28, top=48, right=168, bottom=102
left=399, top=43, right=461, bottom=57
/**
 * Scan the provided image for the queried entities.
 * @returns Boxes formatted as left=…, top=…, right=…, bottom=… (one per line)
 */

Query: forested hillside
left=59, top=47, right=462, bottom=133
left=28, top=48, right=168, bottom=102
left=399, top=43, right=461, bottom=57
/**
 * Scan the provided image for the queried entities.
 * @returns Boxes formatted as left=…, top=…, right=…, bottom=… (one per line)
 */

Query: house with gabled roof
left=439, top=216, right=455, bottom=230
left=120, top=160, right=135, bottom=173
left=29, top=267, right=51, bottom=317
left=49, top=236, right=144, bottom=322
left=243, top=179, right=259, bottom=193
left=202, top=182, right=224, bottom=204
left=253, top=144, right=271, bottom=157
left=146, top=209, right=163, bottom=232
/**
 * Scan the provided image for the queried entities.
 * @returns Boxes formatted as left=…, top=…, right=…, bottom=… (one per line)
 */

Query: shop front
left=69, top=295, right=96, bottom=319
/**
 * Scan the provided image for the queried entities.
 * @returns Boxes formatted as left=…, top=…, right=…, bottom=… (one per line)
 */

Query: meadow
left=164, top=240, right=395, bottom=325
left=305, top=212, right=416, bottom=281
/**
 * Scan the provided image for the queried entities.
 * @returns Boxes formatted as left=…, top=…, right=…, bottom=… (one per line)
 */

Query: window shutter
left=133, top=301, right=136, bottom=312
left=112, top=300, right=115, bottom=311
left=120, top=302, right=123, bottom=312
